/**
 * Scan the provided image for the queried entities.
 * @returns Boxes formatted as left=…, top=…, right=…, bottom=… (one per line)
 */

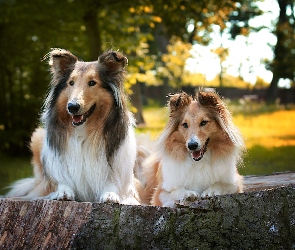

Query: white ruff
left=42, top=123, right=137, bottom=203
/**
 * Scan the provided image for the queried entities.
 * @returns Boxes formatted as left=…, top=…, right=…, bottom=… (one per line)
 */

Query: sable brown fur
left=140, top=90, right=244, bottom=206
left=7, top=49, right=140, bottom=204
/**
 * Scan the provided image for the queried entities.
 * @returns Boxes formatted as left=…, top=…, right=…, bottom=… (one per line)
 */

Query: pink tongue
left=192, top=150, right=202, bottom=159
left=73, top=115, right=83, bottom=123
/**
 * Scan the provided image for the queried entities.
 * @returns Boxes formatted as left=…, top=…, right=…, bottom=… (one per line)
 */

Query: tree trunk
left=266, top=75, right=280, bottom=103
left=154, top=23, right=174, bottom=98
left=83, top=5, right=102, bottom=60
left=130, top=81, right=145, bottom=124
left=130, top=23, right=171, bottom=121
left=266, top=0, right=288, bottom=103
left=153, top=23, right=169, bottom=54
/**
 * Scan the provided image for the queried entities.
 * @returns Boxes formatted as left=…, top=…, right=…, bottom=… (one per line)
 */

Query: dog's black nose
left=67, top=101, right=80, bottom=114
left=188, top=141, right=198, bottom=151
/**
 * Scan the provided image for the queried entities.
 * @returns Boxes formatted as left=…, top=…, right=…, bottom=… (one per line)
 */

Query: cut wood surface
left=0, top=172, right=294, bottom=249
left=244, top=171, right=295, bottom=192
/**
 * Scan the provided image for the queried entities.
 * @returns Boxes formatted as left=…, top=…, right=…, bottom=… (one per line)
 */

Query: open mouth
left=71, top=104, right=96, bottom=126
left=191, top=138, right=210, bottom=161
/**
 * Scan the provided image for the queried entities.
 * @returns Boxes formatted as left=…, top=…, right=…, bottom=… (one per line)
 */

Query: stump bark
left=1, top=173, right=295, bottom=249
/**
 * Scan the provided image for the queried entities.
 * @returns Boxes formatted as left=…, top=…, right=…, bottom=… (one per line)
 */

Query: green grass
left=240, top=145, right=295, bottom=175
left=0, top=155, right=32, bottom=195
left=136, top=107, right=168, bottom=139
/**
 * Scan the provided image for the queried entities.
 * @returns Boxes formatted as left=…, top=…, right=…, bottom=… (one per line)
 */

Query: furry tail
left=6, top=178, right=36, bottom=198
left=6, top=128, right=55, bottom=199
left=6, top=177, right=55, bottom=199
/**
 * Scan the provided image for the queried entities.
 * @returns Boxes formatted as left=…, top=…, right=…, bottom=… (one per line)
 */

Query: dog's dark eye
left=69, top=81, right=74, bottom=86
left=182, top=122, right=188, bottom=129
left=88, top=80, right=96, bottom=87
left=200, top=120, right=208, bottom=126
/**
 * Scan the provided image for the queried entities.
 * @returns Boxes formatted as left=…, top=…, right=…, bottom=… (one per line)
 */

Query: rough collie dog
left=7, top=49, right=140, bottom=205
left=141, top=91, right=244, bottom=207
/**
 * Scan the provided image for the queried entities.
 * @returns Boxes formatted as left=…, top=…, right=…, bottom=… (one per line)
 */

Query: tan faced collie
left=141, top=91, right=244, bottom=207
left=6, top=49, right=140, bottom=205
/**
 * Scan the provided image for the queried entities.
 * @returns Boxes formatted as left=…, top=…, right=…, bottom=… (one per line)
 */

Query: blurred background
left=0, top=0, right=295, bottom=194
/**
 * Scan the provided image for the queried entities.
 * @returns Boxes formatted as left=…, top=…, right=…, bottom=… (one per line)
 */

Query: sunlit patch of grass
left=233, top=110, right=295, bottom=148
left=136, top=107, right=168, bottom=138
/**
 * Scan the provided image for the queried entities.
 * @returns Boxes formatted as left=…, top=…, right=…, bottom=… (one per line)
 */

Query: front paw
left=201, top=188, right=221, bottom=198
left=182, top=191, right=199, bottom=202
left=44, top=189, right=75, bottom=201
left=171, top=189, right=199, bottom=202
left=100, top=192, right=120, bottom=204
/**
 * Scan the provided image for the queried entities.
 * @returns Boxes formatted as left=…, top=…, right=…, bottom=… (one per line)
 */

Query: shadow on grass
left=240, top=145, right=295, bottom=176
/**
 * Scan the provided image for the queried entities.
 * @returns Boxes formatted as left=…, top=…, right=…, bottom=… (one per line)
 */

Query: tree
left=211, top=46, right=229, bottom=87
left=266, top=0, right=295, bottom=102
left=0, top=0, right=274, bottom=155
left=0, top=0, right=157, bottom=153
left=160, top=36, right=192, bottom=89
left=146, top=0, right=264, bottom=90
left=0, top=0, right=91, bottom=155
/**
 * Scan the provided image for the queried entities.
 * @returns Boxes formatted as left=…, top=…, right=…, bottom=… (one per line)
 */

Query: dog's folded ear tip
left=111, top=51, right=125, bottom=62
left=166, top=93, right=175, bottom=98
left=49, top=48, right=66, bottom=56
left=98, top=50, right=128, bottom=68
left=42, top=48, right=77, bottom=62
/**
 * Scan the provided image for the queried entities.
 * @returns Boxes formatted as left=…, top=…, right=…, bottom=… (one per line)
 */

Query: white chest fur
left=160, top=149, right=237, bottom=195
left=42, top=130, right=112, bottom=201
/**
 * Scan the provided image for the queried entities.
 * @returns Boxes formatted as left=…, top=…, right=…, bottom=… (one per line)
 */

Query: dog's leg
left=201, top=173, right=243, bottom=197
left=99, top=183, right=120, bottom=203
left=201, top=182, right=240, bottom=197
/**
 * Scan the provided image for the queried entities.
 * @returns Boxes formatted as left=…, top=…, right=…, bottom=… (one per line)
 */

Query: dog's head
left=45, top=48, right=127, bottom=127
left=43, top=49, right=130, bottom=162
left=166, top=91, right=244, bottom=161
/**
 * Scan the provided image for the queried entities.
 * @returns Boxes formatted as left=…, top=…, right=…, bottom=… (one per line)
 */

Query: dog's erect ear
left=168, top=92, right=192, bottom=113
left=197, top=91, right=244, bottom=147
left=43, top=48, right=78, bottom=83
left=98, top=51, right=128, bottom=108
left=197, top=91, right=230, bottom=123
left=197, top=91, right=222, bottom=109
left=98, top=50, right=127, bottom=79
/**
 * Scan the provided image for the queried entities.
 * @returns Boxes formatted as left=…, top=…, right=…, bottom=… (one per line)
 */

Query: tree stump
left=0, top=172, right=294, bottom=249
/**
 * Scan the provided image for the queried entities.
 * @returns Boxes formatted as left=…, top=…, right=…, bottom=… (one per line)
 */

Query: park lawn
left=234, top=110, right=295, bottom=148
left=1, top=108, right=295, bottom=195
left=234, top=110, right=295, bottom=175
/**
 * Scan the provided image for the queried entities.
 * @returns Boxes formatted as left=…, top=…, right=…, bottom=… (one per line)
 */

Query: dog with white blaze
left=6, top=48, right=140, bottom=205
left=140, top=91, right=245, bottom=207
